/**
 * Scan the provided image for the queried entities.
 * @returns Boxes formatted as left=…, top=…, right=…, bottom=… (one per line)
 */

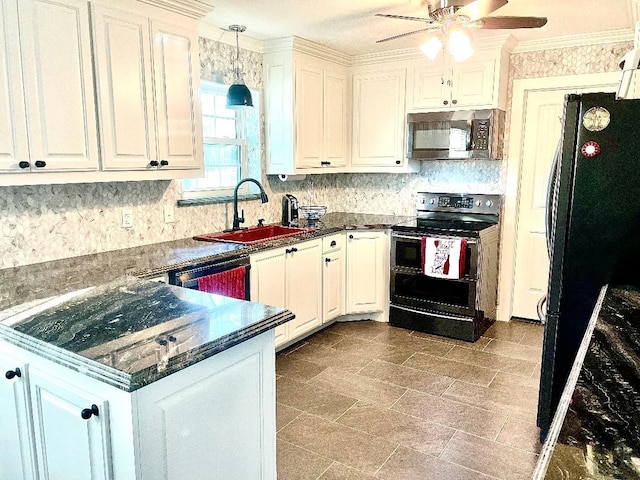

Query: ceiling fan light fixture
left=448, top=28, right=474, bottom=62
left=226, top=24, right=253, bottom=109
left=420, top=36, right=443, bottom=61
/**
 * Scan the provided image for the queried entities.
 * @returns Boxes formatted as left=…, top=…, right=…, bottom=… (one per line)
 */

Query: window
left=181, top=81, right=260, bottom=200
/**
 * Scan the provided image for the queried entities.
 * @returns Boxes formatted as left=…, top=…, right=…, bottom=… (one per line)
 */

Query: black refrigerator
left=537, top=92, right=640, bottom=438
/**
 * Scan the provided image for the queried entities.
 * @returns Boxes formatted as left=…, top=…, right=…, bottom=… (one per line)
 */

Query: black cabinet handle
left=395, top=160, right=401, bottom=165
left=452, top=99, right=458, bottom=105
left=149, top=160, right=159, bottom=167
left=18, top=161, right=30, bottom=169
left=5, top=368, right=21, bottom=380
left=291, top=247, right=298, bottom=253
left=349, top=234, right=354, bottom=239
left=285, top=248, right=292, bottom=254
left=34, top=160, right=46, bottom=168
left=81, top=404, right=99, bottom=420
left=325, top=257, right=331, bottom=263
left=330, top=240, right=337, bottom=247
left=443, top=100, right=449, bottom=105
left=320, top=161, right=331, bottom=166
left=160, top=160, right=169, bottom=166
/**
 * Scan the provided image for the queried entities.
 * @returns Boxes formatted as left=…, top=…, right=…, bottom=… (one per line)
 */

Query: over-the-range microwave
left=407, top=109, right=505, bottom=160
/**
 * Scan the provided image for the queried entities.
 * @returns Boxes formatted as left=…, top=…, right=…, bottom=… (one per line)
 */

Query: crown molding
left=136, top=0, right=212, bottom=19
left=198, top=23, right=264, bottom=53
left=512, top=29, right=635, bottom=53
left=262, top=37, right=351, bottom=66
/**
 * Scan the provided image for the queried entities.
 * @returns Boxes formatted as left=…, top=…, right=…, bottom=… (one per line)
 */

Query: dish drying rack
left=298, top=205, right=327, bottom=219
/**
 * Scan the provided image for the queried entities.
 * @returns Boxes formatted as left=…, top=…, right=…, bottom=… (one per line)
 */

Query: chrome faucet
left=230, top=178, right=269, bottom=231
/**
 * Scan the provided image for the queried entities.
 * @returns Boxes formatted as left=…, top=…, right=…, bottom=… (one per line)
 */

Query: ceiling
left=202, top=0, right=638, bottom=56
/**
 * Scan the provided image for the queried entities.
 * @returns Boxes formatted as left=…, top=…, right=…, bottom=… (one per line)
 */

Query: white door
left=91, top=6, right=157, bottom=171
left=29, top=367, right=112, bottom=480
left=152, top=20, right=202, bottom=170
left=18, top=0, right=99, bottom=172
left=0, top=354, right=36, bottom=480
left=511, top=84, right=618, bottom=319
left=250, top=249, right=288, bottom=346
left=286, top=240, right=322, bottom=338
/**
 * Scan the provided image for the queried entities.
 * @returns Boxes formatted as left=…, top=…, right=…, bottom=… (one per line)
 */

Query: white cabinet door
left=346, top=231, right=387, bottom=314
left=322, top=248, right=344, bottom=323
left=0, top=1, right=29, bottom=173
left=411, top=67, right=448, bottom=110
left=152, top=20, right=202, bottom=171
left=29, top=366, right=112, bottom=480
left=452, top=60, right=496, bottom=108
left=18, top=0, right=99, bottom=172
left=352, top=70, right=406, bottom=167
left=135, top=333, right=276, bottom=480
left=324, top=70, right=349, bottom=168
left=91, top=6, right=157, bottom=171
left=0, top=353, right=36, bottom=480
left=286, top=240, right=322, bottom=338
left=296, top=64, right=324, bottom=168
left=251, top=248, right=289, bottom=347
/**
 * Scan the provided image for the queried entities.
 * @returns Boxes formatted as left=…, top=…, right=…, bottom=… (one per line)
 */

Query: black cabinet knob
left=325, top=257, right=331, bottom=263
left=452, top=99, right=458, bottom=105
left=395, top=160, right=401, bottom=165
left=149, top=160, right=159, bottom=167
left=5, top=368, right=21, bottom=380
left=285, top=248, right=292, bottom=254
left=349, top=234, right=354, bottom=239
left=18, top=161, right=30, bottom=169
left=330, top=240, right=337, bottom=247
left=443, top=100, right=449, bottom=105
left=81, top=404, right=99, bottom=420
left=34, top=160, right=46, bottom=168
left=160, top=160, right=169, bottom=166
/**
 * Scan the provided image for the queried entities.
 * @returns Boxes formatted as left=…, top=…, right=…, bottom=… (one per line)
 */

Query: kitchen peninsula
left=0, top=212, right=408, bottom=480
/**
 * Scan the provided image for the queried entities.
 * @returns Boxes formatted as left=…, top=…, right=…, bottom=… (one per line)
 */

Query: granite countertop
left=0, top=212, right=412, bottom=311
left=0, top=276, right=293, bottom=392
left=535, top=285, right=640, bottom=479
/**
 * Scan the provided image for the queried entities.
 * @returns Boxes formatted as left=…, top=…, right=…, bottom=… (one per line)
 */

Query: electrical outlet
left=122, top=209, right=133, bottom=228
left=164, top=205, right=175, bottom=224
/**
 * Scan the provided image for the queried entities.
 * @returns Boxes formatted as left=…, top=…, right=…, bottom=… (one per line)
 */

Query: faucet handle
left=239, top=209, right=245, bottom=224
left=257, top=218, right=265, bottom=227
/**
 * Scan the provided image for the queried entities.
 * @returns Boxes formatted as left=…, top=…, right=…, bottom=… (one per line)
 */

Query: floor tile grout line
left=372, top=443, right=401, bottom=477
left=313, top=461, right=335, bottom=480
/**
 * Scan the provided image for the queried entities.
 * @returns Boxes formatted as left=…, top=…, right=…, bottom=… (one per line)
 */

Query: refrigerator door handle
left=537, top=295, right=547, bottom=323
left=545, top=141, right=562, bottom=259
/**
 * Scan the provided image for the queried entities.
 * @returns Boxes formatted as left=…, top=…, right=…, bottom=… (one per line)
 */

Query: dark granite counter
left=0, top=276, right=293, bottom=392
left=0, top=212, right=412, bottom=311
left=534, top=285, right=640, bottom=479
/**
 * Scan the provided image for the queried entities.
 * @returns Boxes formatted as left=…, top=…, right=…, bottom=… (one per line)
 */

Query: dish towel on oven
left=197, top=266, right=247, bottom=300
left=421, top=237, right=467, bottom=279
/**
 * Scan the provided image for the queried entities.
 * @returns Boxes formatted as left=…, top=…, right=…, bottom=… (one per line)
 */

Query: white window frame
left=180, top=81, right=258, bottom=200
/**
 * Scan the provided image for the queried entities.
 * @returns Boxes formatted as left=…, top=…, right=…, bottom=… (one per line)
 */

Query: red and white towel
left=421, top=237, right=467, bottom=279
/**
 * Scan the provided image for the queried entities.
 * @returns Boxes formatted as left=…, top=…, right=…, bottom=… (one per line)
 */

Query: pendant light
left=226, top=25, right=253, bottom=108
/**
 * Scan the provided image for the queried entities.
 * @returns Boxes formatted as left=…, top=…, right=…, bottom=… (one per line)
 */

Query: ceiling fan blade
left=375, top=13, right=433, bottom=23
left=456, top=0, right=508, bottom=21
left=476, top=16, right=548, bottom=29
left=376, top=27, right=439, bottom=43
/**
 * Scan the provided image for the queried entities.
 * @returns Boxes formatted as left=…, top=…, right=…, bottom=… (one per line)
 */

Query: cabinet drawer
left=322, top=233, right=343, bottom=253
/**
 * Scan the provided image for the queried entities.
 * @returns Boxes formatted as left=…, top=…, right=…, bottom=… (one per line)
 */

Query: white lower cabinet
left=251, top=239, right=322, bottom=348
left=322, top=234, right=345, bottom=323
left=345, top=231, right=388, bottom=314
left=0, top=331, right=276, bottom=480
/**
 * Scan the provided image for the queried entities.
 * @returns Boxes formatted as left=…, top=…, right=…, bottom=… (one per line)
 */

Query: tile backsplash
left=0, top=37, right=629, bottom=269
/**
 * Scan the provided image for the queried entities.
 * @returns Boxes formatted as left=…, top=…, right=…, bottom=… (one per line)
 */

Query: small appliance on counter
left=281, top=194, right=299, bottom=227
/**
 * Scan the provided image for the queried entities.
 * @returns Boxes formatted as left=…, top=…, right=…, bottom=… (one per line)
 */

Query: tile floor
left=275, top=320, right=544, bottom=480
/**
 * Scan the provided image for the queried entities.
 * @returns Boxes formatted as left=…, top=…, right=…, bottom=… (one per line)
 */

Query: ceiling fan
left=376, top=0, right=547, bottom=45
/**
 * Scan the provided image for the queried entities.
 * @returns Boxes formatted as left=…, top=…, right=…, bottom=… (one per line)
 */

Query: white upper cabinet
left=263, top=39, right=350, bottom=175
left=92, top=7, right=202, bottom=172
left=351, top=69, right=408, bottom=169
left=408, top=45, right=512, bottom=112
left=0, top=0, right=206, bottom=186
left=151, top=20, right=202, bottom=170
left=0, top=0, right=99, bottom=174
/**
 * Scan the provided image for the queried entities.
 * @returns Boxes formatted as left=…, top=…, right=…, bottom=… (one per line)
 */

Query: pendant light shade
left=226, top=25, right=253, bottom=108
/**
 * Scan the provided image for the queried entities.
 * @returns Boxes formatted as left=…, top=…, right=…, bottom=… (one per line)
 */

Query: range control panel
left=416, top=193, right=502, bottom=215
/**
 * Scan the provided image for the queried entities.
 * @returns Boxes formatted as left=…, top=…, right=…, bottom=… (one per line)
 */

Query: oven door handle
left=392, top=233, right=477, bottom=245
left=391, top=304, right=472, bottom=321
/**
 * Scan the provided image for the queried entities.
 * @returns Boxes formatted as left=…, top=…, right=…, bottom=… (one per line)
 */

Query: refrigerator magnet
left=582, top=106, right=610, bottom=132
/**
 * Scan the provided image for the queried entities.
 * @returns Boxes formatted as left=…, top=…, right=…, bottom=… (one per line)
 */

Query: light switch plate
left=164, top=205, right=175, bottom=224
